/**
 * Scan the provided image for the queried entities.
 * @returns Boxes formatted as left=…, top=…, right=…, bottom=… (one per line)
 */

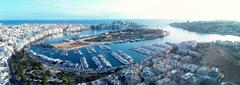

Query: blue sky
left=0, top=0, right=240, bottom=20
left=0, top=0, right=124, bottom=20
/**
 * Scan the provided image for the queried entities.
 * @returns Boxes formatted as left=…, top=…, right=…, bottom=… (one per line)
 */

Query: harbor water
left=26, top=20, right=240, bottom=69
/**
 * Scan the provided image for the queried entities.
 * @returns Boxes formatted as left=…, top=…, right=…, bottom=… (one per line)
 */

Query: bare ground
left=197, top=43, right=240, bottom=85
left=51, top=41, right=90, bottom=50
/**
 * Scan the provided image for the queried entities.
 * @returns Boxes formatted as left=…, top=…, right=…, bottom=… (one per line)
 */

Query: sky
left=0, top=0, right=240, bottom=20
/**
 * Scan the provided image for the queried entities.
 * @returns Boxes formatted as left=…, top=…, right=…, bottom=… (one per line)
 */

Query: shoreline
left=169, top=21, right=240, bottom=37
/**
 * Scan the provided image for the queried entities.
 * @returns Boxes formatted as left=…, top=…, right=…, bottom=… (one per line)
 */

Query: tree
left=53, top=80, right=58, bottom=84
left=46, top=69, right=52, bottom=76
left=20, top=73, right=26, bottom=81
left=62, top=77, right=69, bottom=85
left=41, top=75, right=48, bottom=85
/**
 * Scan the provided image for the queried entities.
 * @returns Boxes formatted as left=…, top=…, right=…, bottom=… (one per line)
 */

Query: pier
left=110, top=52, right=130, bottom=65
left=98, top=44, right=111, bottom=50
left=91, top=56, right=104, bottom=69
left=77, top=49, right=89, bottom=69
left=116, top=50, right=134, bottom=63
left=97, top=55, right=112, bottom=68
left=86, top=46, right=97, bottom=54
left=132, top=47, right=152, bottom=55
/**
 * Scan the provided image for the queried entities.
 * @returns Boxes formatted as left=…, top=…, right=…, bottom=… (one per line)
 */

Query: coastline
left=169, top=21, right=240, bottom=37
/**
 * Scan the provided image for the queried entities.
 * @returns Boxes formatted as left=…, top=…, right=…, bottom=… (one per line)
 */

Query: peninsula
left=170, top=21, right=240, bottom=36
left=85, top=28, right=169, bottom=42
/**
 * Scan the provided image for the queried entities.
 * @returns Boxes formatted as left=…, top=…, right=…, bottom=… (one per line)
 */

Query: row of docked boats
left=30, top=48, right=91, bottom=70
left=86, top=46, right=97, bottom=54
left=110, top=50, right=134, bottom=65
left=132, top=47, right=152, bottom=55
left=132, top=43, right=173, bottom=55
left=116, top=50, right=134, bottom=63
left=30, top=50, right=62, bottom=63
left=142, top=45, right=160, bottom=52
left=80, top=56, right=89, bottom=69
left=77, top=49, right=89, bottom=69
left=113, top=38, right=145, bottom=44
left=91, top=54, right=112, bottom=69
left=97, top=44, right=111, bottom=50
left=60, top=61, right=79, bottom=68
left=97, top=55, right=112, bottom=67
left=31, top=42, right=137, bottom=70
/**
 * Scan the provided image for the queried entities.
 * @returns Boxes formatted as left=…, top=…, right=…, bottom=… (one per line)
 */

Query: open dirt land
left=197, top=43, right=240, bottom=85
left=51, top=41, right=90, bottom=50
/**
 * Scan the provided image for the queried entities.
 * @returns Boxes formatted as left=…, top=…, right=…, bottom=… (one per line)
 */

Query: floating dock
left=77, top=49, right=89, bottom=69
left=116, top=50, right=134, bottom=63
left=142, top=46, right=159, bottom=52
left=86, top=46, right=97, bottom=54
left=110, top=52, right=130, bottom=65
left=132, top=47, right=151, bottom=55
left=97, top=55, right=112, bottom=67
left=77, top=49, right=83, bottom=55
left=92, top=56, right=104, bottom=69
left=98, top=44, right=111, bottom=50
left=81, top=56, right=89, bottom=69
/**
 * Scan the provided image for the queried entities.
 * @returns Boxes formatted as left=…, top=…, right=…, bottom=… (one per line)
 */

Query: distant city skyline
left=0, top=0, right=240, bottom=20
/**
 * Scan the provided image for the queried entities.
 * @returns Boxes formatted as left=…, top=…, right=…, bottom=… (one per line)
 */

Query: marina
left=24, top=20, right=240, bottom=74
left=97, top=55, right=112, bottom=68
left=132, top=47, right=152, bottom=55
left=97, top=44, right=112, bottom=50
left=142, top=45, right=160, bottom=52
left=116, top=50, right=134, bottom=63
left=110, top=52, right=130, bottom=65
left=91, top=56, right=104, bottom=69
left=97, top=45, right=105, bottom=50
left=86, top=46, right=97, bottom=54
left=77, top=49, right=83, bottom=55
left=81, top=56, right=89, bottom=69
left=77, top=49, right=89, bottom=69
left=1, top=20, right=239, bottom=85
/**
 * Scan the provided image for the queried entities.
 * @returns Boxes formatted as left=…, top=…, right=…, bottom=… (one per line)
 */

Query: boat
left=91, top=56, right=104, bottom=69
left=77, top=49, right=83, bottom=55
left=110, top=52, right=130, bottom=65
left=86, top=46, right=96, bottom=54
left=70, top=62, right=74, bottom=68
left=98, top=44, right=111, bottom=50
left=116, top=50, right=134, bottom=63
left=152, top=43, right=168, bottom=48
left=89, top=46, right=97, bottom=53
left=98, top=45, right=105, bottom=50
left=86, top=47, right=92, bottom=54
left=64, top=50, right=68, bottom=56
left=132, top=47, right=151, bottom=55
left=142, top=46, right=159, bottom=52
left=74, top=63, right=79, bottom=68
left=97, top=55, right=112, bottom=67
left=103, top=45, right=111, bottom=50
left=37, top=53, right=62, bottom=63
left=81, top=57, right=89, bottom=69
